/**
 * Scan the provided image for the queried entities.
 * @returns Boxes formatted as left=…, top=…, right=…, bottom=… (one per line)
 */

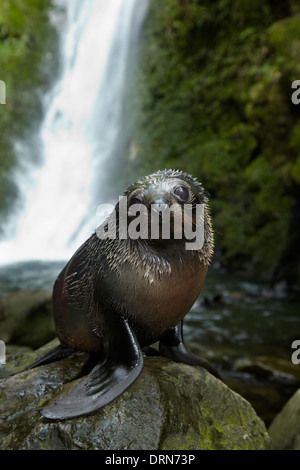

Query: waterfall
left=0, top=0, right=148, bottom=264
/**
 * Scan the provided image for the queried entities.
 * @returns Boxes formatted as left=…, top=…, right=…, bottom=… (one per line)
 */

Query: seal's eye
left=174, top=185, right=189, bottom=202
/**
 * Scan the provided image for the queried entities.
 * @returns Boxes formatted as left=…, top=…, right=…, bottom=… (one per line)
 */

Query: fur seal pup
left=2, top=169, right=219, bottom=419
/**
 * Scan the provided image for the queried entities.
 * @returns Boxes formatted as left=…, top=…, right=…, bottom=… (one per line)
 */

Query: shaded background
left=0, top=0, right=300, bottom=427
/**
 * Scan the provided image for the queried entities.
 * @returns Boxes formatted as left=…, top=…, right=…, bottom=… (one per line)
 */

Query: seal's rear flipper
left=159, top=321, right=221, bottom=380
left=0, top=346, right=74, bottom=379
left=41, top=316, right=144, bottom=420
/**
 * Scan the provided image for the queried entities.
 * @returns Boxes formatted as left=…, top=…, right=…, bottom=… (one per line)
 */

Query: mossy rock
left=0, top=340, right=269, bottom=450
left=128, top=0, right=300, bottom=286
left=267, top=15, right=300, bottom=80
left=0, top=289, right=55, bottom=348
left=269, top=388, right=300, bottom=450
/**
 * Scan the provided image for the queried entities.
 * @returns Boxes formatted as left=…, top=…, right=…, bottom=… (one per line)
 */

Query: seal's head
left=125, top=169, right=207, bottom=205
left=123, top=169, right=210, bottom=244
left=97, top=169, right=213, bottom=263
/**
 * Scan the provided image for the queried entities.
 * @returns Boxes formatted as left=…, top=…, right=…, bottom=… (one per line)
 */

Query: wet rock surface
left=268, top=388, right=300, bottom=450
left=0, top=340, right=269, bottom=450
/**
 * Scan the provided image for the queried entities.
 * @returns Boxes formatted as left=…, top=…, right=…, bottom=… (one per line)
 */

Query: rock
left=268, top=388, right=300, bottom=450
left=0, top=289, right=55, bottom=349
left=0, top=340, right=269, bottom=450
left=235, top=355, right=300, bottom=382
left=231, top=355, right=300, bottom=426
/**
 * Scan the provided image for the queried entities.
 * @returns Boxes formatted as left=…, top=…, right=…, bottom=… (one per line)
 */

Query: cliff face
left=129, top=0, right=300, bottom=289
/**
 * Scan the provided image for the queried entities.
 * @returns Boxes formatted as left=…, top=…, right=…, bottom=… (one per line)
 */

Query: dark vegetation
left=128, top=0, right=300, bottom=289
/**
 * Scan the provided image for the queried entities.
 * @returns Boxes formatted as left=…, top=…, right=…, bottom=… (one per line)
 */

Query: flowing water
left=0, top=0, right=148, bottom=263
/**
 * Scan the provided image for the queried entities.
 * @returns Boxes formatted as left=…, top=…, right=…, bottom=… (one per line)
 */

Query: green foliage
left=129, top=0, right=300, bottom=283
left=0, top=0, right=59, bottom=224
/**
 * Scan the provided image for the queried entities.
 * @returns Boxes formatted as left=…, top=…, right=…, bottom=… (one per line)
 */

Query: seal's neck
left=103, top=235, right=207, bottom=278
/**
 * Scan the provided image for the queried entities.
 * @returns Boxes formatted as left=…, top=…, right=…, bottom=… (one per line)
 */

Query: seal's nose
left=151, top=199, right=169, bottom=215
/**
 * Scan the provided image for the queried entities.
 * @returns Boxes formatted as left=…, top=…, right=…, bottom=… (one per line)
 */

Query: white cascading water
left=0, top=0, right=148, bottom=263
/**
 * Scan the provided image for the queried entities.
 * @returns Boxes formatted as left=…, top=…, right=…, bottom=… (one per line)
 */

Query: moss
left=128, top=0, right=300, bottom=286
left=160, top=428, right=205, bottom=450
left=155, top=361, right=269, bottom=450
left=267, top=15, right=300, bottom=79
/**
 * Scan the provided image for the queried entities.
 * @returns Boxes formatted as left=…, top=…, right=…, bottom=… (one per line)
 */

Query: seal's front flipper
left=42, top=317, right=143, bottom=420
left=41, top=356, right=143, bottom=420
left=0, top=345, right=74, bottom=379
left=159, top=321, right=221, bottom=380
